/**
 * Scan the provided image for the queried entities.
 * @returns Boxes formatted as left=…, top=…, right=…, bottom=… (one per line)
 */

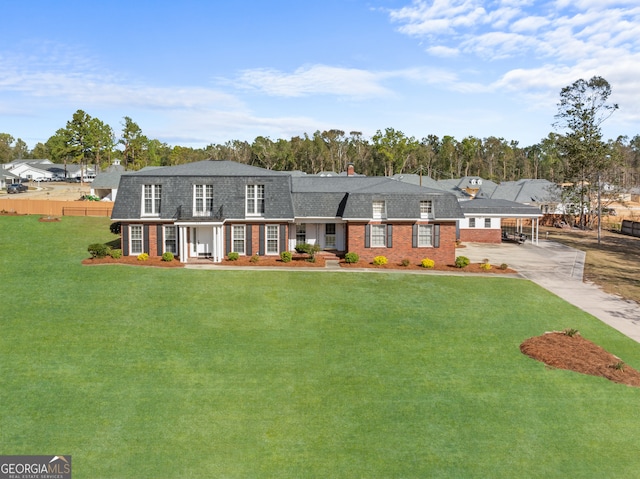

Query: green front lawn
left=1, top=216, right=640, bottom=478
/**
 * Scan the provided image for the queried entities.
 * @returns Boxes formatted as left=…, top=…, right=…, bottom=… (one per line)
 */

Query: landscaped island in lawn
left=2, top=215, right=640, bottom=478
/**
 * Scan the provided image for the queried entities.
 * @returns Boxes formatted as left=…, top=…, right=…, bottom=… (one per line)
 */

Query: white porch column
left=179, top=226, right=188, bottom=263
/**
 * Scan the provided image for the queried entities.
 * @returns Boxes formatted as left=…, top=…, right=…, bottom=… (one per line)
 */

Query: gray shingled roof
left=488, top=179, right=560, bottom=203
left=291, top=176, right=463, bottom=219
left=126, top=160, right=290, bottom=177
left=92, top=171, right=125, bottom=189
left=391, top=173, right=444, bottom=190
left=459, top=198, right=543, bottom=217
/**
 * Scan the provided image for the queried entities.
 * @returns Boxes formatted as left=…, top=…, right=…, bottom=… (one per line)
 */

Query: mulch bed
left=223, top=254, right=326, bottom=267
left=521, top=331, right=640, bottom=387
left=340, top=261, right=516, bottom=273
left=82, top=256, right=185, bottom=268
left=82, top=254, right=517, bottom=273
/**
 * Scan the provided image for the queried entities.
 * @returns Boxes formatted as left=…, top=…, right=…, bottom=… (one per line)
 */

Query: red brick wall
left=346, top=221, right=457, bottom=266
left=459, top=228, right=501, bottom=243
left=148, top=225, right=159, bottom=256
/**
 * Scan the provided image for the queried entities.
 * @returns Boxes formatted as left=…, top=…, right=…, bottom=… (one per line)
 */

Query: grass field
left=2, top=216, right=640, bottom=478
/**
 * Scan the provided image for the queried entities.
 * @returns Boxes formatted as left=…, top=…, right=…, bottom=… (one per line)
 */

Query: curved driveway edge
left=462, top=241, right=640, bottom=343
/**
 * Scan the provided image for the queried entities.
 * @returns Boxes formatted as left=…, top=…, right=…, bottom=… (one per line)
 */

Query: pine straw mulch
left=521, top=331, right=640, bottom=387
left=82, top=254, right=517, bottom=273
left=340, top=261, right=516, bottom=273
left=82, top=256, right=185, bottom=268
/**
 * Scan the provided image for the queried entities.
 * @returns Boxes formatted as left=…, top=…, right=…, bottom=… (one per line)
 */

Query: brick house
left=111, top=160, right=464, bottom=264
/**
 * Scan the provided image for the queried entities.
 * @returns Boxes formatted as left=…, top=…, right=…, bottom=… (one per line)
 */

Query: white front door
left=193, top=227, right=213, bottom=257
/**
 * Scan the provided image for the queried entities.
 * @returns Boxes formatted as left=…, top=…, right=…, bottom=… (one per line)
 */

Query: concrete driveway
left=461, top=241, right=640, bottom=343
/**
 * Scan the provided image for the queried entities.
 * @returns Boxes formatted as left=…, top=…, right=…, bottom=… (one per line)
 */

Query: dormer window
left=372, top=200, right=386, bottom=219
left=143, top=184, right=161, bottom=216
left=420, top=200, right=433, bottom=219
left=194, top=184, right=214, bottom=216
left=246, top=184, right=265, bottom=216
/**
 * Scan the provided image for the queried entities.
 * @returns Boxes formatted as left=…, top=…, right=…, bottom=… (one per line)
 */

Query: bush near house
left=344, top=252, right=359, bottom=263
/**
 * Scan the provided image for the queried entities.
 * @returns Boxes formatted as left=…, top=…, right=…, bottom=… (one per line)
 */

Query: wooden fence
left=621, top=220, right=640, bottom=238
left=0, top=199, right=113, bottom=217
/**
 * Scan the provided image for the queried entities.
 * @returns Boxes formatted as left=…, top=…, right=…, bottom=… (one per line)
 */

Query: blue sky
left=1, top=0, right=638, bottom=150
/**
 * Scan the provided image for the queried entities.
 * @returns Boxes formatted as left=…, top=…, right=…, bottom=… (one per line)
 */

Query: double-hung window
left=325, top=224, right=336, bottom=248
left=143, top=184, right=162, bottom=216
left=469, top=218, right=476, bottom=228
left=164, top=226, right=177, bottom=254
left=194, top=185, right=214, bottom=216
left=484, top=218, right=491, bottom=228
left=266, top=225, right=279, bottom=254
left=232, top=225, right=246, bottom=255
left=372, top=200, right=386, bottom=219
left=420, top=200, right=433, bottom=219
left=296, top=224, right=306, bottom=244
left=417, top=224, right=433, bottom=247
left=246, top=184, right=265, bottom=215
left=371, top=224, right=386, bottom=247
left=130, top=225, right=143, bottom=255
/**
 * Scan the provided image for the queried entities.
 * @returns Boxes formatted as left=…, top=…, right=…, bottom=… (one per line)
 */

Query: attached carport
left=459, top=198, right=543, bottom=245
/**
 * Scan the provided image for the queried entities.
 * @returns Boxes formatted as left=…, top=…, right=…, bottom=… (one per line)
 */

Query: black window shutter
left=143, top=224, right=150, bottom=254
left=365, top=224, right=371, bottom=248
left=280, top=224, right=287, bottom=252
left=157, top=225, right=163, bottom=254
left=412, top=224, right=418, bottom=248
left=123, top=224, right=129, bottom=256
left=246, top=225, right=253, bottom=256
left=434, top=224, right=441, bottom=248
left=386, top=224, right=393, bottom=248
left=225, top=224, right=231, bottom=254
left=259, top=224, right=265, bottom=255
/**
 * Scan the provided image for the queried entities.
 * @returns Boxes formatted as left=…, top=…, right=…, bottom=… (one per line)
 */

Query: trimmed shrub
left=344, top=252, right=359, bottom=264
left=250, top=254, right=259, bottom=263
left=162, top=252, right=174, bottom=262
left=280, top=251, right=293, bottom=263
left=88, top=243, right=109, bottom=258
left=420, top=258, right=435, bottom=269
left=137, top=253, right=149, bottom=261
left=400, top=258, right=411, bottom=267
left=455, top=256, right=470, bottom=268
left=499, top=263, right=509, bottom=270
left=295, top=243, right=312, bottom=254
left=295, top=242, right=321, bottom=258
left=109, top=248, right=122, bottom=259
left=373, top=255, right=388, bottom=266
left=480, top=262, right=492, bottom=270
left=227, top=252, right=240, bottom=261
left=109, top=221, right=122, bottom=235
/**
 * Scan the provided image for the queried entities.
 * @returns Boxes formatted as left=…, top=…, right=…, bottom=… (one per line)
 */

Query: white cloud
left=235, top=65, right=393, bottom=98
left=427, top=45, right=460, bottom=57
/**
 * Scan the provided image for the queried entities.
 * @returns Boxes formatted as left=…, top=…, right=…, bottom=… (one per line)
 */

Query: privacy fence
left=0, top=199, right=113, bottom=217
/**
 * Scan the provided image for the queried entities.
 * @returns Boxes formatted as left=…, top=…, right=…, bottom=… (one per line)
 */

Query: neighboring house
left=2, top=159, right=95, bottom=181
left=5, top=160, right=54, bottom=181
left=0, top=170, right=21, bottom=190
left=111, top=160, right=464, bottom=264
left=458, top=198, right=543, bottom=244
left=91, top=160, right=126, bottom=201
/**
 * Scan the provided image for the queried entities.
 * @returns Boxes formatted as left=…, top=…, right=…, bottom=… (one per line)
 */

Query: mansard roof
left=126, top=160, right=289, bottom=177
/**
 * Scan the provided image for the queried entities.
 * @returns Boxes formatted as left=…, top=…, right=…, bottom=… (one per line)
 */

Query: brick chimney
left=347, top=163, right=355, bottom=176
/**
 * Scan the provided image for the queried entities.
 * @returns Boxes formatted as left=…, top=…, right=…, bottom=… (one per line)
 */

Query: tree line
left=1, top=77, right=638, bottom=189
